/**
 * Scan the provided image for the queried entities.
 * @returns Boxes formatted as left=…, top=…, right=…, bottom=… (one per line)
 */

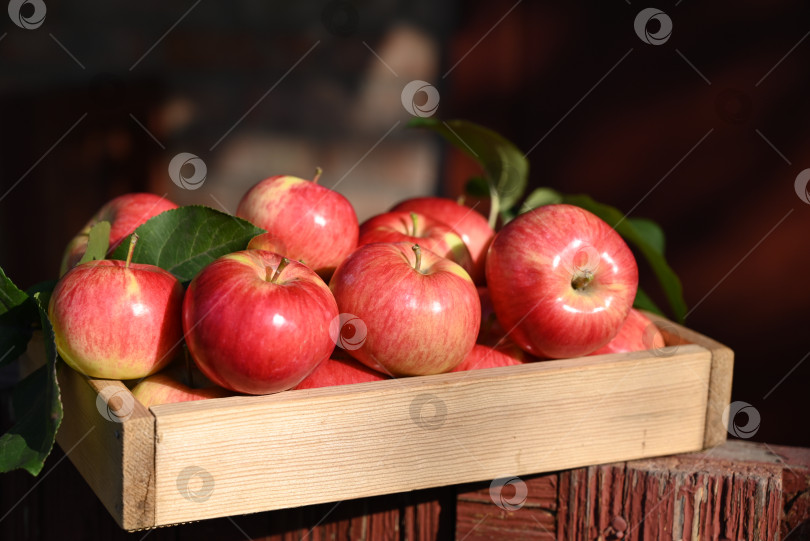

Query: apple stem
left=268, top=257, right=290, bottom=283
left=410, top=212, right=419, bottom=236
left=571, top=272, right=594, bottom=290
left=456, top=195, right=466, bottom=206
left=312, top=167, right=323, bottom=184
left=412, top=244, right=422, bottom=272
left=125, top=233, right=139, bottom=269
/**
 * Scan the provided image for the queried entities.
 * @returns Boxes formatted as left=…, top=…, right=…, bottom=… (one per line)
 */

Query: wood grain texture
left=645, top=312, right=734, bottom=449
left=456, top=476, right=557, bottom=540
left=55, top=363, right=155, bottom=530
left=150, top=346, right=711, bottom=526
left=555, top=440, right=806, bottom=541
left=451, top=441, right=810, bottom=541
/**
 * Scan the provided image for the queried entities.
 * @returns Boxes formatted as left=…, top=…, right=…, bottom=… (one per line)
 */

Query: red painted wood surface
left=457, top=441, right=810, bottom=541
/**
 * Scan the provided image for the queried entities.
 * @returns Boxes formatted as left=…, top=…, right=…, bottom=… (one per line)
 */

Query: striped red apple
left=390, top=197, right=493, bottom=284
left=182, top=250, right=338, bottom=395
left=49, top=236, right=184, bottom=379
left=486, top=204, right=638, bottom=359
left=358, top=211, right=473, bottom=275
left=236, top=171, right=358, bottom=279
left=329, top=242, right=480, bottom=376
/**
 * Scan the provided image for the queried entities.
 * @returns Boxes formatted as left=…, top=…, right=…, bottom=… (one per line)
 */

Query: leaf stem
left=412, top=245, right=422, bottom=272
left=487, top=183, right=500, bottom=230
left=125, top=233, right=139, bottom=269
left=268, top=257, right=290, bottom=283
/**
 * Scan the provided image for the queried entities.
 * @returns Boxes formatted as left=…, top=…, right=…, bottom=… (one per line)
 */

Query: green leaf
left=25, top=280, right=57, bottom=305
left=633, top=287, right=664, bottom=316
left=0, top=266, right=29, bottom=316
left=0, top=293, right=62, bottom=476
left=520, top=187, right=563, bottom=213
left=408, top=118, right=529, bottom=220
left=109, top=206, right=265, bottom=283
left=560, top=194, right=687, bottom=323
left=464, top=177, right=491, bottom=198
left=627, top=217, right=665, bottom=255
left=77, top=220, right=111, bottom=265
left=0, top=266, right=35, bottom=366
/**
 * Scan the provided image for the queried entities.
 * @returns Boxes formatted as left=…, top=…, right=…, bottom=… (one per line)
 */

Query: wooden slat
left=645, top=312, right=735, bottom=448
left=150, top=345, right=711, bottom=526
left=55, top=363, right=155, bottom=530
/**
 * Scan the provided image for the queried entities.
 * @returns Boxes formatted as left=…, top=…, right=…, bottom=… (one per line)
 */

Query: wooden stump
left=457, top=440, right=810, bottom=541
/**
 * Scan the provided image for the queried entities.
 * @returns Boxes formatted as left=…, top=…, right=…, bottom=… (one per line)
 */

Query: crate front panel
left=150, top=344, right=711, bottom=526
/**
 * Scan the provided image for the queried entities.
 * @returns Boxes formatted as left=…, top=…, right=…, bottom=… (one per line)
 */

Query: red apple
left=329, top=242, right=480, bottom=376
left=60, top=193, right=178, bottom=275
left=358, top=211, right=473, bottom=274
left=131, top=357, right=234, bottom=407
left=49, top=237, right=184, bottom=379
left=294, top=350, right=388, bottom=390
left=486, top=204, right=638, bottom=359
left=183, top=250, right=339, bottom=395
left=589, top=309, right=665, bottom=355
left=476, top=287, right=531, bottom=361
left=246, top=233, right=288, bottom=256
left=131, top=373, right=233, bottom=408
left=236, top=172, right=358, bottom=279
left=451, top=344, right=527, bottom=372
left=390, top=197, right=494, bottom=283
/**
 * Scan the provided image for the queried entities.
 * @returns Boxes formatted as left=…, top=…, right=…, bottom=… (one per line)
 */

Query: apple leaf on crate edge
left=110, top=205, right=265, bottom=283
left=408, top=118, right=529, bottom=228
left=0, top=292, right=62, bottom=476
left=521, top=189, right=687, bottom=323
left=77, top=220, right=111, bottom=265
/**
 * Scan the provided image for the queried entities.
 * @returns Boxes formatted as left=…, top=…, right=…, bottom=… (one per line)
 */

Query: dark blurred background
left=1, top=0, right=808, bottom=453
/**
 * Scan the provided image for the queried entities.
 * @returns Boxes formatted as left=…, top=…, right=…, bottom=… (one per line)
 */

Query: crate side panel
left=646, top=312, right=734, bottom=448
left=55, top=363, right=156, bottom=530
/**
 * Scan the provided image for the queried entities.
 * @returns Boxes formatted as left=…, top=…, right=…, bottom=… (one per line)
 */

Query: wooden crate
left=51, top=314, right=732, bottom=531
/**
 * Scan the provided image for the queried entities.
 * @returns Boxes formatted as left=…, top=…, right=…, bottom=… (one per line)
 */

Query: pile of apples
left=48, top=172, right=664, bottom=407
